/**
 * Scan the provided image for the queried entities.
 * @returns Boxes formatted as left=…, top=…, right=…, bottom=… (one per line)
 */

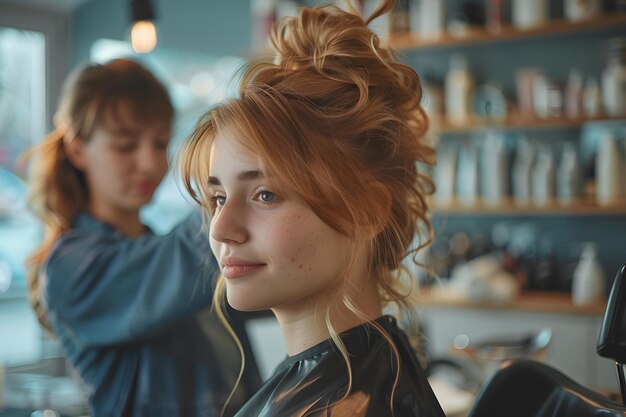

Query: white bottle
left=412, top=0, right=445, bottom=40
left=512, top=0, right=547, bottom=29
left=531, top=146, right=555, bottom=206
left=557, top=142, right=581, bottom=205
left=512, top=138, right=535, bottom=205
left=565, top=0, right=601, bottom=22
left=583, top=77, right=602, bottom=117
left=572, top=243, right=605, bottom=306
left=435, top=145, right=457, bottom=205
left=445, top=54, right=473, bottom=125
left=481, top=133, right=509, bottom=206
left=602, top=38, right=626, bottom=117
left=456, top=144, right=479, bottom=206
left=532, top=74, right=550, bottom=119
left=596, top=131, right=624, bottom=205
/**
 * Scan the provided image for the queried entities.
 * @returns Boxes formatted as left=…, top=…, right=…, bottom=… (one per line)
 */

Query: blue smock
left=41, top=211, right=261, bottom=417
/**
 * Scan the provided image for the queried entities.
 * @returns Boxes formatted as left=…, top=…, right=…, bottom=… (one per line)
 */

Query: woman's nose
left=210, top=200, right=248, bottom=244
left=137, top=142, right=166, bottom=174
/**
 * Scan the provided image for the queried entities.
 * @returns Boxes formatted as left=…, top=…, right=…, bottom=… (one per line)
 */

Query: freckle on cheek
left=298, top=264, right=303, bottom=269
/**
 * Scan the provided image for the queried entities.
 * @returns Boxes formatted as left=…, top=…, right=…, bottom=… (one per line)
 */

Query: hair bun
left=259, top=1, right=421, bottom=118
left=270, top=5, right=366, bottom=71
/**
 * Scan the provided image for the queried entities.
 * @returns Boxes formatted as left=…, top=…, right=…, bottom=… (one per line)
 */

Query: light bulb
left=131, top=20, right=157, bottom=53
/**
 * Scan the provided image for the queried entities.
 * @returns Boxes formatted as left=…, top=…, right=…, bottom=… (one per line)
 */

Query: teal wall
left=72, top=0, right=252, bottom=64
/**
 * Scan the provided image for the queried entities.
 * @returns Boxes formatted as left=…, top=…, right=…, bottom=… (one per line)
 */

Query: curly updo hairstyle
left=180, top=0, right=434, bottom=412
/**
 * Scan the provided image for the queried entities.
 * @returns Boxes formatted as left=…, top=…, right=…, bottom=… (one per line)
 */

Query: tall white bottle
left=572, top=243, right=605, bottom=306
left=445, top=54, right=473, bottom=126
left=601, top=38, right=626, bottom=117
left=456, top=144, right=479, bottom=206
left=512, top=0, right=547, bottom=29
left=512, top=138, right=535, bottom=205
left=596, top=131, right=624, bottom=205
left=435, top=145, right=458, bottom=206
left=412, top=0, right=445, bottom=40
left=482, top=133, right=509, bottom=206
left=557, top=142, right=581, bottom=205
left=531, top=146, right=555, bottom=206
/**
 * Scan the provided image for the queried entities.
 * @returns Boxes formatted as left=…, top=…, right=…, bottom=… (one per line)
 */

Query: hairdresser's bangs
left=108, top=94, right=172, bottom=126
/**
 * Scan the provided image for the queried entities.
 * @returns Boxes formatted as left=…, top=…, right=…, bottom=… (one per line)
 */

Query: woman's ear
left=63, top=136, right=87, bottom=171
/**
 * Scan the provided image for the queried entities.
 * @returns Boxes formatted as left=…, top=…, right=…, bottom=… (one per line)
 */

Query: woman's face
left=208, top=129, right=354, bottom=312
left=77, top=101, right=170, bottom=215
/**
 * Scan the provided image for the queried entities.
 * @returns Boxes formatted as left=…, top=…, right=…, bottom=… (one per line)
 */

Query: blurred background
left=0, top=0, right=625, bottom=416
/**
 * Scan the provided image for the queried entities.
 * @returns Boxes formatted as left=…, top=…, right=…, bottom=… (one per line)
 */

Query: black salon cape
left=235, top=316, right=445, bottom=417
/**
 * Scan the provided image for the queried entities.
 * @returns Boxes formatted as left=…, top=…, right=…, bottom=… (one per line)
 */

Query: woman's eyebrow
left=208, top=170, right=265, bottom=186
left=108, top=127, right=141, bottom=138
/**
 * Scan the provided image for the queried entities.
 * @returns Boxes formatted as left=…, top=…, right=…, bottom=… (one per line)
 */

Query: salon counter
left=415, top=289, right=616, bottom=391
left=417, top=289, right=607, bottom=316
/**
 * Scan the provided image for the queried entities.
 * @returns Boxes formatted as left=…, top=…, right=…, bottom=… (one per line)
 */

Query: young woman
left=27, top=58, right=261, bottom=417
left=179, top=2, right=445, bottom=416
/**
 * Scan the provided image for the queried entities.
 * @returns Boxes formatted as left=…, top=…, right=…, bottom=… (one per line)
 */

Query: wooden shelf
left=431, top=115, right=626, bottom=134
left=388, top=14, right=626, bottom=51
left=418, top=288, right=607, bottom=316
left=431, top=199, right=626, bottom=216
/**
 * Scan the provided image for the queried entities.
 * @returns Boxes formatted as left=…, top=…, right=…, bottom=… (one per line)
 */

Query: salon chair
left=467, top=263, right=626, bottom=417
left=598, top=263, right=626, bottom=404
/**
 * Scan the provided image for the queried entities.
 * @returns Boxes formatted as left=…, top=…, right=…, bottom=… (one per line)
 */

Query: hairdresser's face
left=208, top=130, right=353, bottom=313
left=80, top=101, right=170, bottom=214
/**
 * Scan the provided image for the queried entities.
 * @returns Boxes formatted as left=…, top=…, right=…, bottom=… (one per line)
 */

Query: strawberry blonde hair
left=180, top=0, right=434, bottom=413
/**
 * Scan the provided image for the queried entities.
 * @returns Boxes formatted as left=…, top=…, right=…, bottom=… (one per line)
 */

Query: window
left=0, top=4, right=68, bottom=367
left=0, top=26, right=45, bottom=295
left=0, top=27, right=46, bottom=175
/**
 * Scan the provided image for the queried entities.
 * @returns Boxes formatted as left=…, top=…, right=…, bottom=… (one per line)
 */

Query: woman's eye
left=213, top=195, right=226, bottom=207
left=111, top=142, right=136, bottom=152
left=257, top=190, right=277, bottom=203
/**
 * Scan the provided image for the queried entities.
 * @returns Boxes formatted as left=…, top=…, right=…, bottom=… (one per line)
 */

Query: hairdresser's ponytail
left=26, top=127, right=88, bottom=329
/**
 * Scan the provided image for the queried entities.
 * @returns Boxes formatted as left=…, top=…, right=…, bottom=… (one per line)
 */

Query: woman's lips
left=135, top=180, right=158, bottom=195
left=221, top=258, right=265, bottom=278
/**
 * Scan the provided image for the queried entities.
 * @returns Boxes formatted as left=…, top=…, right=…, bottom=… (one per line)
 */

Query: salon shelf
left=431, top=115, right=626, bottom=134
left=431, top=199, right=626, bottom=216
left=388, top=14, right=626, bottom=51
left=418, top=288, right=607, bottom=316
